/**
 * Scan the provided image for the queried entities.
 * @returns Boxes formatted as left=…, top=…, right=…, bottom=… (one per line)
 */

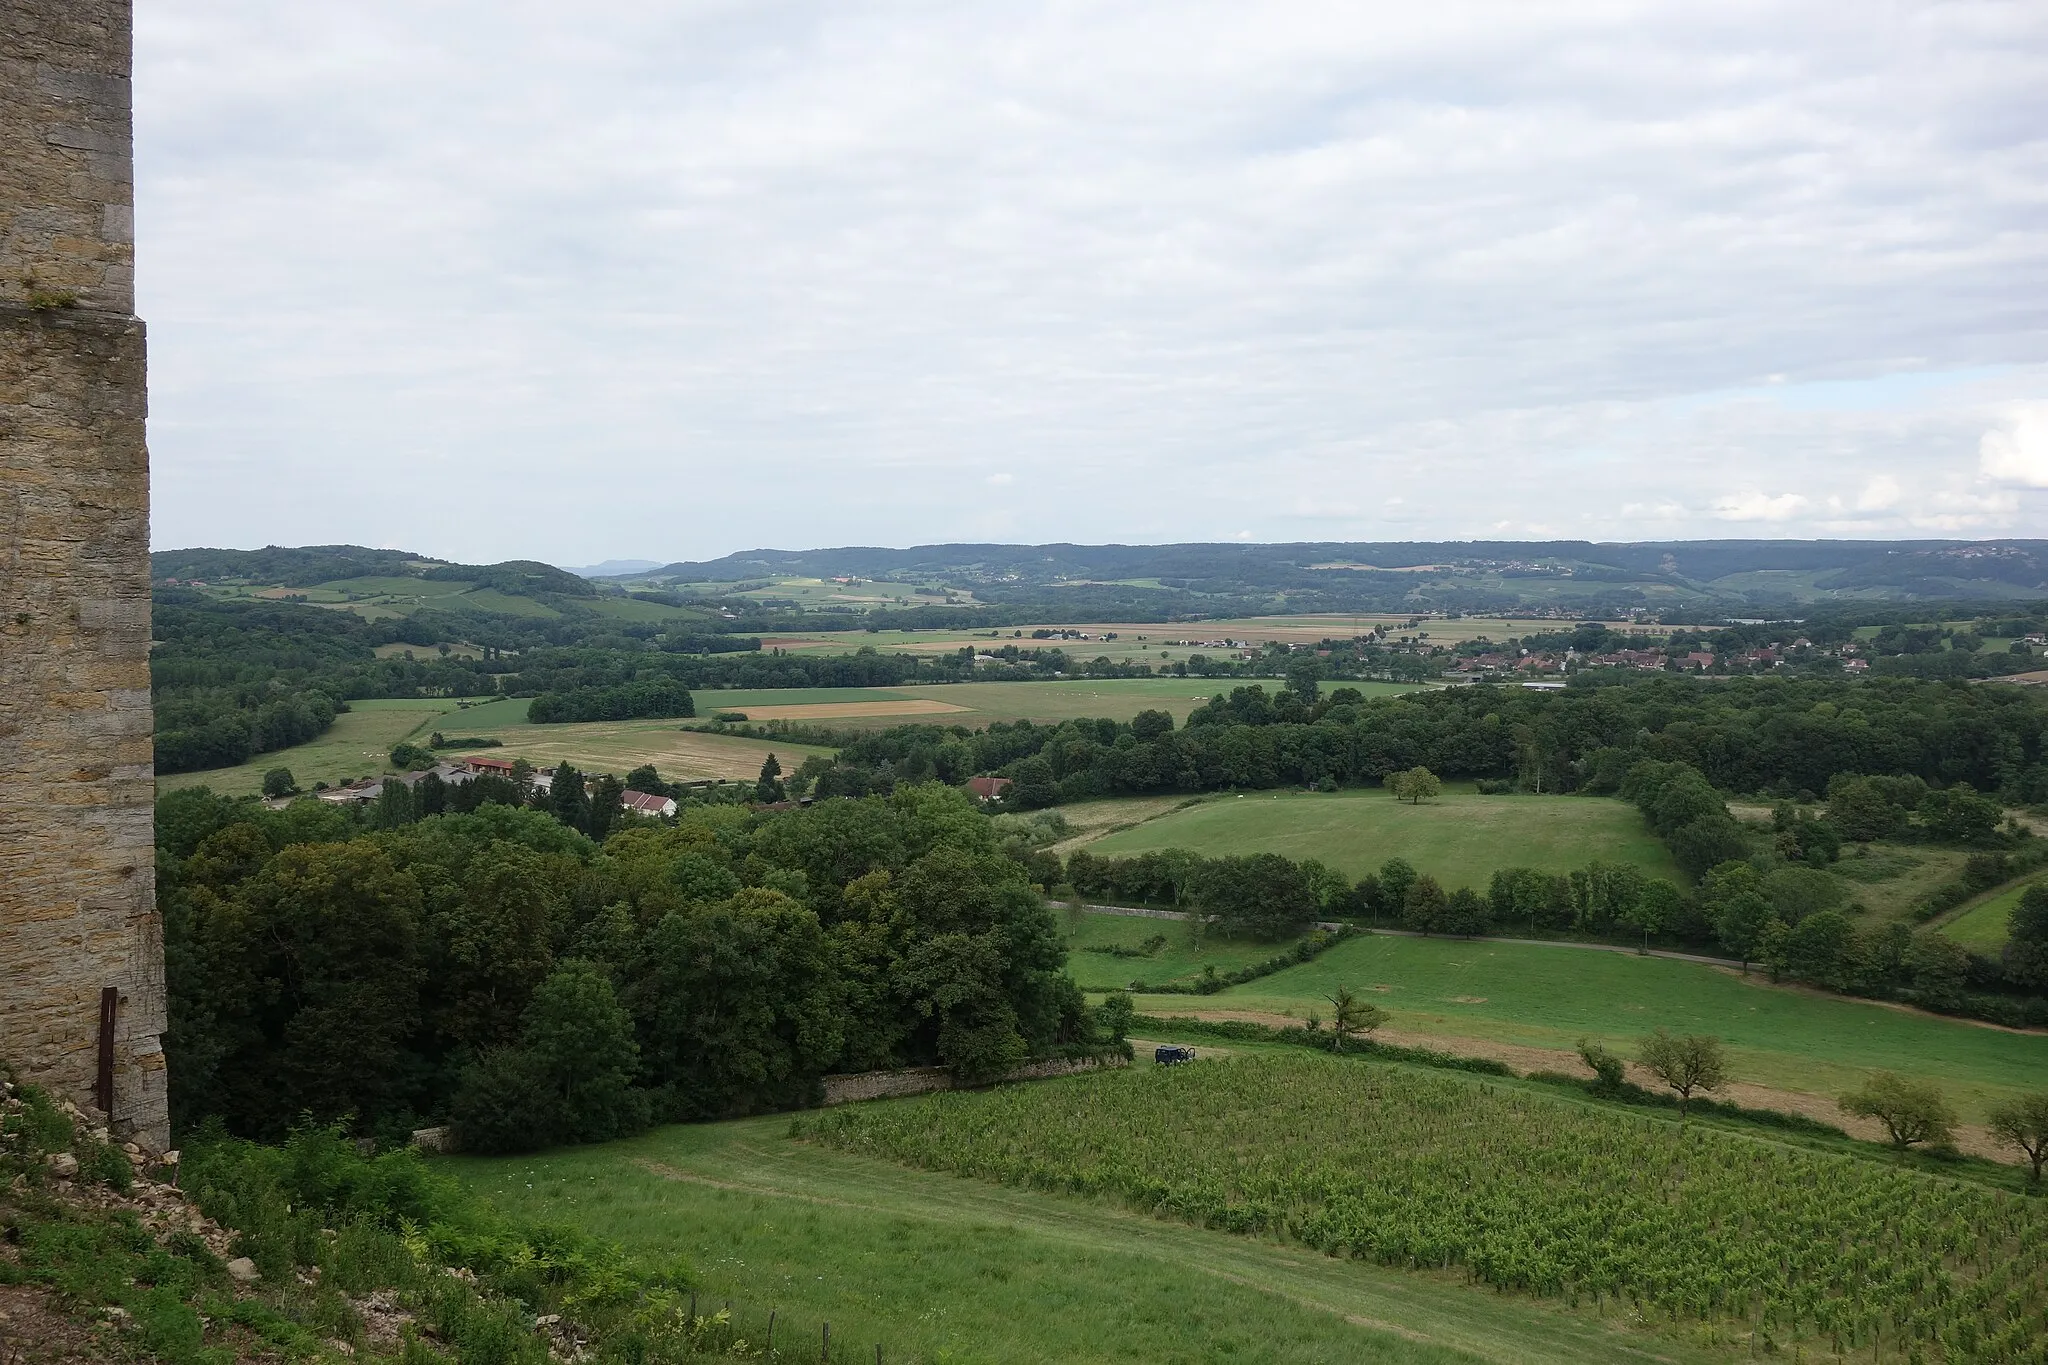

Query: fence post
left=95, top=986, right=118, bottom=1116
left=767, top=1310, right=775, bottom=1352
left=822, top=1321, right=830, bottom=1361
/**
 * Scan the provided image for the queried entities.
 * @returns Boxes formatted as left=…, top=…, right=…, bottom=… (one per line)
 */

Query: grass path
left=452, top=1116, right=1735, bottom=1365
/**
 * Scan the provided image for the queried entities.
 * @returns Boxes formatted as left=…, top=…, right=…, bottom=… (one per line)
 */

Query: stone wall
left=0, top=0, right=166, bottom=1149
left=819, top=1055, right=1123, bottom=1106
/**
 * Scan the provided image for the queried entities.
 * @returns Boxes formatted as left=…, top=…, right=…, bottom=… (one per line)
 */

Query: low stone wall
left=821, top=1054, right=1123, bottom=1106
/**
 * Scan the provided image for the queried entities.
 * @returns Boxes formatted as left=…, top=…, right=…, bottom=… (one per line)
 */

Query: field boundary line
left=1056, top=901, right=1743, bottom=966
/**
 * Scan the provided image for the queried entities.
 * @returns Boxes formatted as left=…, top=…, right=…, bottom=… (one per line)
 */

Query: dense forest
left=157, top=783, right=1119, bottom=1152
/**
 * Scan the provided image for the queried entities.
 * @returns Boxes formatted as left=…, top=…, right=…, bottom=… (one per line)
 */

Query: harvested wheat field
left=716, top=699, right=973, bottom=722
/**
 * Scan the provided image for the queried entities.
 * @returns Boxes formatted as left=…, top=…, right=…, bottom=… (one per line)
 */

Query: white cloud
left=1854, top=476, right=1902, bottom=512
left=131, top=2, right=2048, bottom=558
left=1711, top=491, right=1809, bottom=523
left=1980, top=405, right=2048, bottom=488
left=985, top=472, right=1014, bottom=486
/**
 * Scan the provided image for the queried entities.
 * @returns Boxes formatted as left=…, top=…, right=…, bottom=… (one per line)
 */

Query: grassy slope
left=1063, top=910, right=1288, bottom=990
left=1085, top=788, right=1681, bottom=887
left=450, top=1113, right=1733, bottom=1365
left=1143, top=933, right=2048, bottom=1121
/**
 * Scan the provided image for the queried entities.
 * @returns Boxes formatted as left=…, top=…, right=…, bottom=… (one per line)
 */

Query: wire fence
left=676, top=1292, right=899, bottom=1363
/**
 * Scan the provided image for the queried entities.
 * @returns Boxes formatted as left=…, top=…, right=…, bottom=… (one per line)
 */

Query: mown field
left=1134, top=933, right=2048, bottom=1124
left=800, top=1053, right=2048, bottom=1362
left=451, top=1105, right=1736, bottom=1365
left=1942, top=876, right=2035, bottom=951
left=1081, top=788, right=1681, bottom=887
left=696, top=678, right=1421, bottom=728
left=442, top=724, right=834, bottom=784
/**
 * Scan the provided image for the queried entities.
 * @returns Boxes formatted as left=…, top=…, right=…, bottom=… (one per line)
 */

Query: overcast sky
left=137, top=1, right=2048, bottom=565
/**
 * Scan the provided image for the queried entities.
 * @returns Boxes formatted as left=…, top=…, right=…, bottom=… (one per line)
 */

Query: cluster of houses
left=295, top=756, right=1022, bottom=818
left=1444, top=635, right=1879, bottom=681
left=300, top=754, right=682, bottom=817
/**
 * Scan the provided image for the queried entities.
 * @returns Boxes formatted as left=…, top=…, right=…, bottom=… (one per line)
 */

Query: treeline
left=774, top=673, right=2048, bottom=808
left=1061, top=760, right=2048, bottom=1027
left=528, top=676, right=696, bottom=723
left=158, top=782, right=1121, bottom=1153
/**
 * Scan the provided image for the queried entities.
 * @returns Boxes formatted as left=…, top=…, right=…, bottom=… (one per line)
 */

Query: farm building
left=966, top=775, right=1014, bottom=803
left=621, top=790, right=678, bottom=818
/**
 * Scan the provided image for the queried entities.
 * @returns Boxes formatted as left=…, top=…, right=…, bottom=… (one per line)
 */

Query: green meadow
left=449, top=1110, right=1733, bottom=1365
left=1941, top=876, right=2034, bottom=950
left=1140, top=932, right=2048, bottom=1121
left=1083, top=787, right=1680, bottom=888
left=1062, top=909, right=1290, bottom=991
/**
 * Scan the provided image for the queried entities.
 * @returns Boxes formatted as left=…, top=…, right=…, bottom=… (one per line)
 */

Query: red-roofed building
left=620, top=789, right=677, bottom=818
left=464, top=756, right=516, bottom=777
left=966, top=775, right=1013, bottom=803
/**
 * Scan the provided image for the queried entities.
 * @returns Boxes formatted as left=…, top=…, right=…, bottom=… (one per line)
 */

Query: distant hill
left=152, top=545, right=598, bottom=600
left=562, top=558, right=665, bottom=578
left=630, top=539, right=2048, bottom=614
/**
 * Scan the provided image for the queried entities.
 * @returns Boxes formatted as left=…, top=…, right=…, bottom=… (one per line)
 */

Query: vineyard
left=799, top=1054, right=2048, bottom=1362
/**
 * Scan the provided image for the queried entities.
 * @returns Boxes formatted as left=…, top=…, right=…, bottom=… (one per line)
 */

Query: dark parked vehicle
left=1154, top=1045, right=1197, bottom=1066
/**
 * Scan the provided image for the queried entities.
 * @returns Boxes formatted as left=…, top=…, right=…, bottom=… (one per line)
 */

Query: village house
left=620, top=789, right=678, bottom=818
left=966, top=775, right=1014, bottom=803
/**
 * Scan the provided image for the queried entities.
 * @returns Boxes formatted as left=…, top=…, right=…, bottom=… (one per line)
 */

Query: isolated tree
left=1322, top=986, right=1387, bottom=1051
left=1637, top=1029, right=1727, bottom=1115
left=1839, top=1072, right=1958, bottom=1152
left=1986, top=1092, right=2048, bottom=1185
left=261, top=767, right=296, bottom=799
left=1576, top=1039, right=1627, bottom=1095
left=1390, top=766, right=1442, bottom=804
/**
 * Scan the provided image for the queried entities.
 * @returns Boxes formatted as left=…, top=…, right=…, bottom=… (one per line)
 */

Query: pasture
left=451, top=1108, right=1732, bottom=1365
left=1081, top=788, right=1680, bottom=888
left=1138, top=932, right=2048, bottom=1123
